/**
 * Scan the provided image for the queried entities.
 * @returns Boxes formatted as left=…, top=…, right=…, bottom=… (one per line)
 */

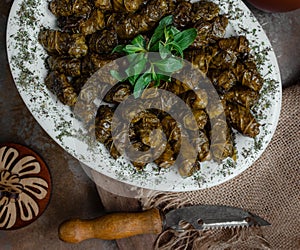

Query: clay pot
left=246, top=0, right=300, bottom=12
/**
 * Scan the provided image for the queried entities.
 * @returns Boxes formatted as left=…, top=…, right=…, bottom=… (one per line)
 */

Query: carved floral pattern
left=0, top=146, right=49, bottom=229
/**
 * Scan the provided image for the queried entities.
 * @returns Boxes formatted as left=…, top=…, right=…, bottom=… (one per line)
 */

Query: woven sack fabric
left=142, top=84, right=300, bottom=249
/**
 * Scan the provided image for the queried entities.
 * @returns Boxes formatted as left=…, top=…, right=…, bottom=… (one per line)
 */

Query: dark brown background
left=0, top=0, right=299, bottom=249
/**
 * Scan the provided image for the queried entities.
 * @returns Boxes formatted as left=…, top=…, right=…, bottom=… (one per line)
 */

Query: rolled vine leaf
left=39, top=0, right=266, bottom=178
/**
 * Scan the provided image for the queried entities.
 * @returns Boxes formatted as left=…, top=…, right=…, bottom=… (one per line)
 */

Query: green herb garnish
left=111, top=15, right=197, bottom=98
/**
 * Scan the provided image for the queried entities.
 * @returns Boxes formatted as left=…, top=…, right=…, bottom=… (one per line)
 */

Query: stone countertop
left=0, top=1, right=299, bottom=249
left=0, top=1, right=117, bottom=249
left=244, top=3, right=300, bottom=87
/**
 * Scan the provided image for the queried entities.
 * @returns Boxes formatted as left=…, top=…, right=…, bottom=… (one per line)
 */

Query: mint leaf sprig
left=111, top=15, right=197, bottom=98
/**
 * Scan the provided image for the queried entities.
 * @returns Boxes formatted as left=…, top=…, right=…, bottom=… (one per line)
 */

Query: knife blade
left=58, top=205, right=270, bottom=243
left=163, top=205, right=270, bottom=231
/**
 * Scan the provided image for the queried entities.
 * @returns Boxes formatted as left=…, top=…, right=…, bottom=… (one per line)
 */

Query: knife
left=58, top=205, right=270, bottom=243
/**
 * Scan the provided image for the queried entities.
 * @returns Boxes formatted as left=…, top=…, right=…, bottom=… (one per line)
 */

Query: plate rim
left=6, top=0, right=282, bottom=192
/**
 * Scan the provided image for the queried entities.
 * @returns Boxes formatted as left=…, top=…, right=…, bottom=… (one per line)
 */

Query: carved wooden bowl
left=0, top=143, right=51, bottom=230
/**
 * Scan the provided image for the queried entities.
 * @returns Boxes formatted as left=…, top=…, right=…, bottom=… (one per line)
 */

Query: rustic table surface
left=0, top=0, right=299, bottom=249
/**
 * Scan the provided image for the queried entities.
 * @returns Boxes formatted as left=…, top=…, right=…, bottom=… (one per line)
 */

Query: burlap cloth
left=141, top=83, right=300, bottom=249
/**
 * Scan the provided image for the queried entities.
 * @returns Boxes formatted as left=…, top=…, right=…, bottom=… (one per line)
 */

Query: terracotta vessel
left=246, top=0, right=300, bottom=12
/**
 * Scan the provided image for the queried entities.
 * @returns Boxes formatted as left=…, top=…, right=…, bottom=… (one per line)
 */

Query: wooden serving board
left=91, top=170, right=157, bottom=250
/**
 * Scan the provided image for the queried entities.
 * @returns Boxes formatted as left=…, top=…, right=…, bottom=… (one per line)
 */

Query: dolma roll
left=182, top=109, right=208, bottom=131
left=49, top=0, right=92, bottom=17
left=104, top=139, right=121, bottom=159
left=172, top=1, right=193, bottom=28
left=208, top=69, right=237, bottom=93
left=88, top=30, right=118, bottom=54
left=209, top=50, right=237, bottom=70
left=218, top=36, right=251, bottom=55
left=185, top=45, right=219, bottom=74
left=179, top=89, right=208, bottom=110
left=103, top=82, right=132, bottom=104
left=71, top=76, right=89, bottom=94
left=79, top=10, right=106, bottom=35
left=162, top=78, right=191, bottom=96
left=195, top=129, right=211, bottom=162
left=177, top=137, right=200, bottom=177
left=154, top=143, right=176, bottom=169
left=191, top=1, right=220, bottom=22
left=81, top=53, right=119, bottom=76
left=210, top=118, right=235, bottom=161
left=95, top=0, right=146, bottom=13
left=94, top=105, right=114, bottom=144
left=130, top=110, right=163, bottom=148
left=47, top=56, right=81, bottom=77
left=232, top=62, right=264, bottom=92
left=94, top=0, right=113, bottom=11
left=109, top=0, right=174, bottom=39
left=45, top=71, right=78, bottom=106
left=160, top=114, right=181, bottom=143
left=38, top=29, right=88, bottom=58
left=191, top=15, right=228, bottom=48
left=225, top=102, right=260, bottom=138
left=222, top=86, right=259, bottom=108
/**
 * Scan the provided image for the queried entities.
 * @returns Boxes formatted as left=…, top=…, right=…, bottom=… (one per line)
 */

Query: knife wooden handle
left=58, top=208, right=163, bottom=243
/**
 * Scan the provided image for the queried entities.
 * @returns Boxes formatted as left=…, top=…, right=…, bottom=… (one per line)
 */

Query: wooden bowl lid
left=0, top=143, right=51, bottom=230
